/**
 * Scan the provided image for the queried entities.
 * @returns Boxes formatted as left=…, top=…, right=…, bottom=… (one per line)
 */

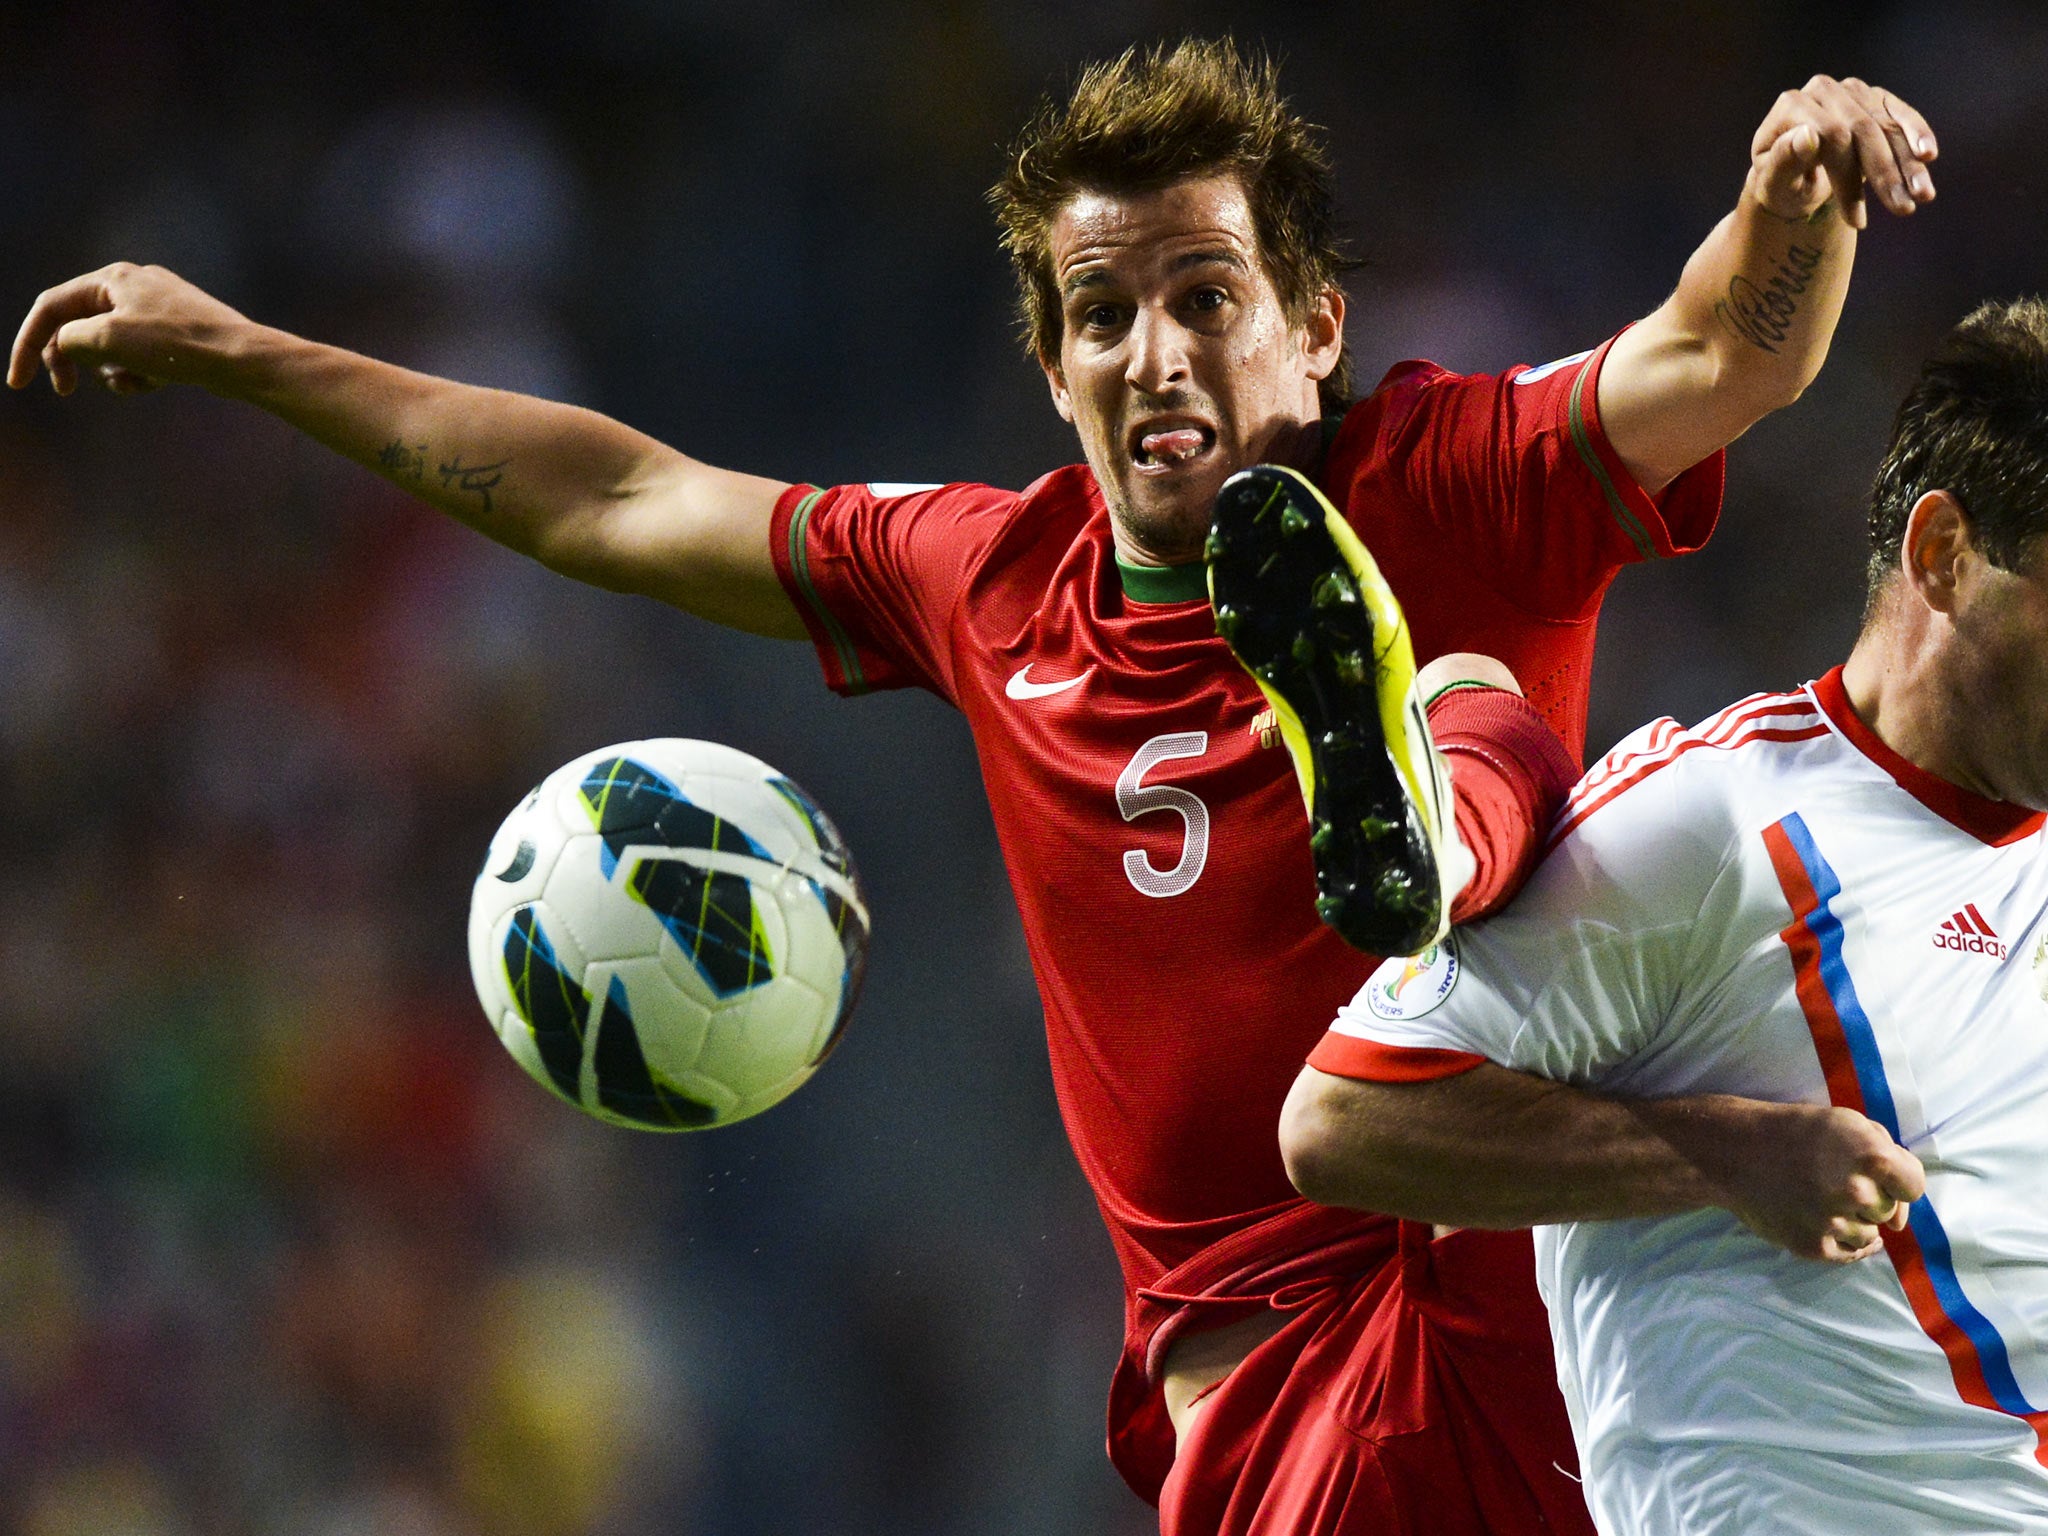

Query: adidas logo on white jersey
left=1933, top=904, right=2006, bottom=958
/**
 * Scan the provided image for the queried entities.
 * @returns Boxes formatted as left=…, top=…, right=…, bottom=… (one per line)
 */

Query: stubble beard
left=1103, top=477, right=1222, bottom=566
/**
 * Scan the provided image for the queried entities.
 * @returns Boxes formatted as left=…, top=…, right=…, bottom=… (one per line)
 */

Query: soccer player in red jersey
left=10, top=39, right=1937, bottom=1536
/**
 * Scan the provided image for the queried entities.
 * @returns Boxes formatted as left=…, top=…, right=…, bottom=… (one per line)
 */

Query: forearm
left=1280, top=1062, right=1735, bottom=1228
left=207, top=321, right=799, bottom=633
left=224, top=325, right=676, bottom=572
left=12, top=264, right=801, bottom=628
left=1674, top=182, right=1853, bottom=405
left=1599, top=76, right=1936, bottom=492
left=1600, top=192, right=1852, bottom=492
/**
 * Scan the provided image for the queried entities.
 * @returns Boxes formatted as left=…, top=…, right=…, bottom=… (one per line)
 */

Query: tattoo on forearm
left=377, top=439, right=428, bottom=480
left=1715, top=242, right=1824, bottom=354
left=375, top=439, right=509, bottom=514
left=437, top=455, right=510, bottom=516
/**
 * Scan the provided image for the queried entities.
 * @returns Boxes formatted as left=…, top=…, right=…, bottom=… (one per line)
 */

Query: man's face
left=1948, top=534, right=2048, bottom=809
left=1041, top=174, right=1342, bottom=566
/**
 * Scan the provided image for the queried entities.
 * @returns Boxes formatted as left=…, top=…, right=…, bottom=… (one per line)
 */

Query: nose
left=1125, top=304, right=1191, bottom=396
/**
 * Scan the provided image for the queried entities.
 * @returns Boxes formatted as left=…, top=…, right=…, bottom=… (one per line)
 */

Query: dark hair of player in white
left=1866, top=296, right=2048, bottom=606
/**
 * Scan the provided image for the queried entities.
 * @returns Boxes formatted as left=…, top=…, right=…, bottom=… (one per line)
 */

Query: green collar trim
left=1117, top=555, right=1210, bottom=604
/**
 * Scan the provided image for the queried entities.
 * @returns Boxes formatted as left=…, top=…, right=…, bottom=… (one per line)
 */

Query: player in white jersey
left=1270, top=296, right=2048, bottom=1535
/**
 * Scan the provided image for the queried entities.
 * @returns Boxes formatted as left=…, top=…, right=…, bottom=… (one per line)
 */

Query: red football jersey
left=769, top=332, right=1721, bottom=1453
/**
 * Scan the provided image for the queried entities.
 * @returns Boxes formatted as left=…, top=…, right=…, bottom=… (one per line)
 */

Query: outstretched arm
left=1280, top=1061, right=1925, bottom=1264
left=1601, top=75, right=1938, bottom=494
left=7, top=263, right=804, bottom=638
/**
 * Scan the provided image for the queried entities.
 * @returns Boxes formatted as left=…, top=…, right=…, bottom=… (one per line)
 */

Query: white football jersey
left=1326, top=670, right=2048, bottom=1534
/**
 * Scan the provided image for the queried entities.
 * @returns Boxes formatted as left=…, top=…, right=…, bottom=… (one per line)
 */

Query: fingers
left=1827, top=1137, right=1925, bottom=1254
left=9, top=266, right=181, bottom=397
left=40, top=337, right=75, bottom=397
left=1750, top=75, right=1938, bottom=228
left=1874, top=1145, right=1925, bottom=1231
left=11, top=273, right=108, bottom=390
left=1818, top=1222, right=1884, bottom=1265
left=1882, top=88, right=1939, bottom=163
left=47, top=315, right=118, bottom=398
left=1755, top=122, right=1828, bottom=217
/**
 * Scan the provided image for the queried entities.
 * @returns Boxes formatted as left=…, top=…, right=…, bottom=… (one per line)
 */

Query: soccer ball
left=468, top=739, right=870, bottom=1131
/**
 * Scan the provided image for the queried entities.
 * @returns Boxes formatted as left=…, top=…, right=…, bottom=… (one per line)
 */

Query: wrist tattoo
left=1714, top=242, right=1823, bottom=355
left=437, top=454, right=511, bottom=516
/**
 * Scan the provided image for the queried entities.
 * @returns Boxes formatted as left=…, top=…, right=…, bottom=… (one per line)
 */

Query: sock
left=1426, top=685, right=1580, bottom=925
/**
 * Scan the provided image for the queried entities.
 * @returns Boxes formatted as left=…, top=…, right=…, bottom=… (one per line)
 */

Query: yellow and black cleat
left=1206, top=464, right=1468, bottom=957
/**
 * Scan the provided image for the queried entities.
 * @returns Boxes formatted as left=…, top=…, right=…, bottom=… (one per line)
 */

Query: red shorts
left=1157, top=1223, right=1593, bottom=1536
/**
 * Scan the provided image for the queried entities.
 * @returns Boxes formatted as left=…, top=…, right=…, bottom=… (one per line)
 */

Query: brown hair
left=1866, top=297, right=2048, bottom=604
left=990, top=37, right=1354, bottom=410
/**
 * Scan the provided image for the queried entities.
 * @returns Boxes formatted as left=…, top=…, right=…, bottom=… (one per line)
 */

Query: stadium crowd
left=1, top=2, right=2045, bottom=1532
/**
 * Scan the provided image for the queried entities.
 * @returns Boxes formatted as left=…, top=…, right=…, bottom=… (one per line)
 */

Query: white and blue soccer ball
left=468, top=739, right=870, bottom=1131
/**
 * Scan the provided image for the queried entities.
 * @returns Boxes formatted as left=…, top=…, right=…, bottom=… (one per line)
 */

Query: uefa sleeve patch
left=1362, top=939, right=1461, bottom=1021
left=1514, top=348, right=1594, bottom=386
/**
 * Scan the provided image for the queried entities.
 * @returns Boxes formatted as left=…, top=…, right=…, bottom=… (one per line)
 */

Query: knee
left=1416, top=652, right=1521, bottom=701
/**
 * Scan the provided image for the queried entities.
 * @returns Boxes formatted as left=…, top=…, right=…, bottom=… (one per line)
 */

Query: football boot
left=1205, top=463, right=1471, bottom=956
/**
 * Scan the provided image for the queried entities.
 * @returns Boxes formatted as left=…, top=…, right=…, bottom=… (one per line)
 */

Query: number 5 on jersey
left=1117, top=733, right=1210, bottom=898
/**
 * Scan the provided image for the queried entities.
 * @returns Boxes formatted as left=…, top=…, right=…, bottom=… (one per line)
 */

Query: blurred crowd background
left=0, top=2, right=2043, bottom=1532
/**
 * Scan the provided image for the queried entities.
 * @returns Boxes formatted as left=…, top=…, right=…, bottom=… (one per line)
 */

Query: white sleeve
left=1311, top=722, right=1735, bottom=1089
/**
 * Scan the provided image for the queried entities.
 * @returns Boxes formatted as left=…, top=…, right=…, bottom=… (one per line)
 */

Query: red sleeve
left=1339, top=331, right=1725, bottom=622
left=1305, top=1034, right=1487, bottom=1083
left=769, top=480, right=1019, bottom=704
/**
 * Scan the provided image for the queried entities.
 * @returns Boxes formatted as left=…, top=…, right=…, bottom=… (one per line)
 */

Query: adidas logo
left=1933, top=904, right=2007, bottom=958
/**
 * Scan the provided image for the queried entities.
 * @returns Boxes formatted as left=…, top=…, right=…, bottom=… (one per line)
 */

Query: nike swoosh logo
left=1006, top=665, right=1093, bottom=700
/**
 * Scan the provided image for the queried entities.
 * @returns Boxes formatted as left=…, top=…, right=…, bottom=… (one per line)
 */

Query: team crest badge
left=1363, top=939, right=1460, bottom=1022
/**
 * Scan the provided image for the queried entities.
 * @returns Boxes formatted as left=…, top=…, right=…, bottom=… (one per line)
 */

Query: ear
left=1301, top=286, right=1345, bottom=383
left=1042, top=352, right=1075, bottom=424
left=1901, top=490, right=1971, bottom=616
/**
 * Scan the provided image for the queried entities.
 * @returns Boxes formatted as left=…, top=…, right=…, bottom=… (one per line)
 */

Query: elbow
left=1279, top=1069, right=1373, bottom=1209
left=1714, top=336, right=1821, bottom=420
left=530, top=516, right=643, bottom=597
left=1764, top=363, right=1816, bottom=414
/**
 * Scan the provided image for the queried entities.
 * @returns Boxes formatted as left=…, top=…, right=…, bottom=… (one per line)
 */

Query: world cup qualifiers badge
left=1364, top=939, right=1461, bottom=1023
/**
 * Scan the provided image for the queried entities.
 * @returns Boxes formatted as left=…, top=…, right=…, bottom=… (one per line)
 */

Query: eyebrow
left=1060, top=247, right=1249, bottom=300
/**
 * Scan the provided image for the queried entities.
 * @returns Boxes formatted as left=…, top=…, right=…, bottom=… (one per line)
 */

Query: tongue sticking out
left=1140, top=428, right=1207, bottom=462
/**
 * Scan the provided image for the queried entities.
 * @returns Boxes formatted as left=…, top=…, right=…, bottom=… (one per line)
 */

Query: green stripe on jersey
left=1566, top=357, right=1658, bottom=561
left=787, top=490, right=870, bottom=693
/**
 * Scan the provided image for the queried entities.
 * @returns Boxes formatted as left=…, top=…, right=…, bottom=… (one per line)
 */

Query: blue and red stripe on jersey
left=1764, top=811, right=2048, bottom=1463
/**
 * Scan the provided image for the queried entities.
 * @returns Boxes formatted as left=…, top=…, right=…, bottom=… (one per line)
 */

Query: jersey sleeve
left=770, top=480, right=1018, bottom=704
left=1348, top=332, right=1725, bottom=623
left=1308, top=720, right=1732, bottom=1086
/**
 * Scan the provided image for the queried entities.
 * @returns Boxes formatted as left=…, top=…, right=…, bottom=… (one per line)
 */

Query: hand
left=1712, top=1100, right=1926, bottom=1264
left=1749, top=75, right=1937, bottom=230
left=9, top=262, right=250, bottom=397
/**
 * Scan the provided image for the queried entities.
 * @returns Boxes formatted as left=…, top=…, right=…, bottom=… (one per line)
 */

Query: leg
left=1414, top=654, right=1580, bottom=923
left=1207, top=465, right=1467, bottom=957
left=1207, top=467, right=1580, bottom=956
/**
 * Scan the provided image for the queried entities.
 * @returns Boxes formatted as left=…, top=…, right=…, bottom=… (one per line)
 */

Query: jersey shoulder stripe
left=1564, top=344, right=1658, bottom=561
left=1568, top=688, right=1812, bottom=802
left=1548, top=690, right=1824, bottom=852
left=785, top=488, right=871, bottom=694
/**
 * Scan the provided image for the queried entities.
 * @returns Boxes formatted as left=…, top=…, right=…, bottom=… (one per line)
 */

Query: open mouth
left=1129, top=420, right=1217, bottom=472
